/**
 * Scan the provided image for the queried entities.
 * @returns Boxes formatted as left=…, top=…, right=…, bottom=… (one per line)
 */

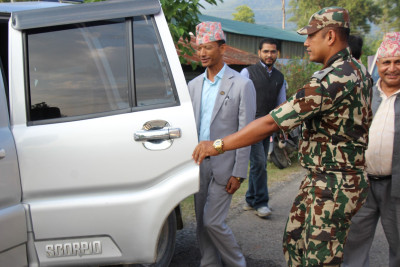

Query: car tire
left=270, top=149, right=287, bottom=169
left=140, top=209, right=177, bottom=267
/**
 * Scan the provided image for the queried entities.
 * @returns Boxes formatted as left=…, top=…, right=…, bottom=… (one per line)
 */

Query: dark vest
left=247, top=62, right=284, bottom=118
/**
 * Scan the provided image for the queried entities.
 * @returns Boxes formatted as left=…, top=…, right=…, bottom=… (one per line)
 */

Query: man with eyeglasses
left=240, top=38, right=286, bottom=218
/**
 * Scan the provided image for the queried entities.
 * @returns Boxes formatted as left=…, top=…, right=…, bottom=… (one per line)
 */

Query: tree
left=380, top=0, right=400, bottom=31
left=388, top=1, right=400, bottom=31
left=288, top=0, right=382, bottom=35
left=282, top=0, right=286, bottom=29
left=232, top=5, right=255, bottom=24
left=360, top=34, right=382, bottom=65
left=160, top=0, right=222, bottom=68
left=83, top=0, right=221, bottom=68
left=275, top=57, right=321, bottom=98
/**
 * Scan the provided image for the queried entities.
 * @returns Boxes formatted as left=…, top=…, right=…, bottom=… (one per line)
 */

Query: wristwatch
left=234, top=177, right=244, bottom=184
left=213, top=139, right=224, bottom=154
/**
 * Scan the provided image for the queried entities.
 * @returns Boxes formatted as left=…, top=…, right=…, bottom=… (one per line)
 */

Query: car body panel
left=0, top=0, right=199, bottom=265
left=0, top=56, right=28, bottom=266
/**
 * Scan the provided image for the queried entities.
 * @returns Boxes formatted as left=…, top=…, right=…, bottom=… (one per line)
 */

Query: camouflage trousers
left=283, top=171, right=369, bottom=267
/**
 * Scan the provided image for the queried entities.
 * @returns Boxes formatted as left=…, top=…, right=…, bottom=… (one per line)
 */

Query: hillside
left=199, top=0, right=297, bottom=30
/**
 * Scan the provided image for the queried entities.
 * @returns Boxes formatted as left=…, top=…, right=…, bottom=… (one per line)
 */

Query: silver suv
left=0, top=0, right=198, bottom=266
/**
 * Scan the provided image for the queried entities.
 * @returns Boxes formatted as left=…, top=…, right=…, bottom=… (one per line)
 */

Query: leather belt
left=367, top=174, right=392, bottom=181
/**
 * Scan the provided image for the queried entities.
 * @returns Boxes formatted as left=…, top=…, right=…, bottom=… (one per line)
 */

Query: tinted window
left=26, top=16, right=178, bottom=123
left=27, top=20, right=130, bottom=121
left=133, top=16, right=176, bottom=106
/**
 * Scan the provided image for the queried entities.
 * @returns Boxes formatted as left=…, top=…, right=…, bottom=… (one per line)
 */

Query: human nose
left=304, top=38, right=309, bottom=47
left=388, top=62, right=396, bottom=71
left=198, top=47, right=205, bottom=56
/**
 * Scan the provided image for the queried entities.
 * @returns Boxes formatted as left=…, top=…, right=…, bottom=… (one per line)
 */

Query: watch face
left=213, top=139, right=224, bottom=153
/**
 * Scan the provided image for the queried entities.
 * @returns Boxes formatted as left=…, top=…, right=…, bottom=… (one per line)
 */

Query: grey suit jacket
left=371, top=85, right=400, bottom=198
left=188, top=66, right=256, bottom=185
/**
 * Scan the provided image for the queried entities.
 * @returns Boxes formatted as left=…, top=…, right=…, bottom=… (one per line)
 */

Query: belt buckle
left=368, top=174, right=391, bottom=180
left=368, top=175, right=380, bottom=180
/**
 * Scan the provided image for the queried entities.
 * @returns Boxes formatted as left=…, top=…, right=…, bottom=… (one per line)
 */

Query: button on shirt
left=199, top=64, right=226, bottom=141
left=366, top=79, right=400, bottom=175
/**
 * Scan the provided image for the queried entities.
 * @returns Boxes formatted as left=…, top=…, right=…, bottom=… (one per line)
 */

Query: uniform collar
left=324, top=47, right=351, bottom=68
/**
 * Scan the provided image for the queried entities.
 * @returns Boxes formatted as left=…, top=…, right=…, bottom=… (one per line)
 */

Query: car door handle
left=0, top=148, right=5, bottom=159
left=134, top=127, right=181, bottom=142
left=134, top=120, right=181, bottom=151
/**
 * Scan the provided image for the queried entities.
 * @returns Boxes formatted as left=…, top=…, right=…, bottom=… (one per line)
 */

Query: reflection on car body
left=0, top=0, right=198, bottom=266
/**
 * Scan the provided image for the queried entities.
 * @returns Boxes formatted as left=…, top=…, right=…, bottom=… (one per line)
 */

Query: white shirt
left=366, top=79, right=400, bottom=175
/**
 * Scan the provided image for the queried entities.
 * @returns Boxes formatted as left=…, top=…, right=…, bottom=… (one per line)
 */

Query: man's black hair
left=338, top=27, right=350, bottom=42
left=322, top=27, right=350, bottom=43
left=258, top=38, right=278, bottom=50
left=216, top=39, right=226, bottom=46
left=348, top=35, right=363, bottom=60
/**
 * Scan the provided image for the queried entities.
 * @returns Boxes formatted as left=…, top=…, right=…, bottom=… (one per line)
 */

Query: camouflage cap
left=297, top=6, right=350, bottom=35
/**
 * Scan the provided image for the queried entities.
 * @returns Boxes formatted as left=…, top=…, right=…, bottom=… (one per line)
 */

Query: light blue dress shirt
left=240, top=61, right=286, bottom=106
left=199, top=64, right=227, bottom=141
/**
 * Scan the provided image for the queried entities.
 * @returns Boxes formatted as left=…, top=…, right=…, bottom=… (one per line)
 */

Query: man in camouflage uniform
left=192, top=6, right=373, bottom=266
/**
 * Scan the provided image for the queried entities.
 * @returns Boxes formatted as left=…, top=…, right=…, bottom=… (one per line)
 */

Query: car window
left=27, top=19, right=130, bottom=121
left=133, top=16, right=177, bottom=107
left=26, top=16, right=178, bottom=124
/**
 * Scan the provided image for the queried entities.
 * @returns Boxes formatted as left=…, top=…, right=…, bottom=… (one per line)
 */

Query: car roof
left=0, top=2, right=69, bottom=14
left=2, top=0, right=160, bottom=30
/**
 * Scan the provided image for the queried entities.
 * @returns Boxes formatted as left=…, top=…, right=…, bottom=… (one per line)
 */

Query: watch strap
left=213, top=139, right=224, bottom=154
left=234, top=177, right=244, bottom=183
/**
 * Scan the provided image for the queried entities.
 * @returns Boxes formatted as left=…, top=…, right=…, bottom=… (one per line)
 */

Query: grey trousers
left=194, top=158, right=246, bottom=267
left=343, top=178, right=400, bottom=267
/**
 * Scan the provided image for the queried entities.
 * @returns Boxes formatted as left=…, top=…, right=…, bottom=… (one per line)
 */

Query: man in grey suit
left=343, top=32, right=400, bottom=267
left=188, top=21, right=256, bottom=267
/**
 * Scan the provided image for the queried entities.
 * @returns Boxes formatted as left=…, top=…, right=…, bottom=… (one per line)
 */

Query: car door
left=8, top=1, right=198, bottom=265
left=0, top=56, right=28, bottom=266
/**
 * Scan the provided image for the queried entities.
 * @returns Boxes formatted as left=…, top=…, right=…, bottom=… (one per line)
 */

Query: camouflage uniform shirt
left=271, top=47, right=373, bottom=188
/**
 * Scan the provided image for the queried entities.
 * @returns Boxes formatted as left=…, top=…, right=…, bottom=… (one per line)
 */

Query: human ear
left=219, top=43, right=227, bottom=54
left=327, top=30, right=336, bottom=44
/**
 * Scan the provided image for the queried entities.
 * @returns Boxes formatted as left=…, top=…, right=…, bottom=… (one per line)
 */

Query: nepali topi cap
left=377, top=32, right=400, bottom=59
left=196, top=21, right=226, bottom=46
left=297, top=6, right=350, bottom=35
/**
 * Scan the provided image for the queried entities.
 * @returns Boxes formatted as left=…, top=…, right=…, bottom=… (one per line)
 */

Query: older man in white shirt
left=343, top=32, right=400, bottom=267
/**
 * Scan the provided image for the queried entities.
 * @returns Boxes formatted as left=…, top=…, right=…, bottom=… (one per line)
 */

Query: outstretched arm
left=192, top=114, right=280, bottom=164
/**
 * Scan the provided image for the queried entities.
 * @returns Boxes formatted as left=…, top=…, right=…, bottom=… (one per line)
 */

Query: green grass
left=180, top=155, right=302, bottom=223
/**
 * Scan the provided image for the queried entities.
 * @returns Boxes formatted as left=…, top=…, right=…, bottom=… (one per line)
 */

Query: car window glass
left=133, top=16, right=176, bottom=106
left=27, top=19, right=129, bottom=121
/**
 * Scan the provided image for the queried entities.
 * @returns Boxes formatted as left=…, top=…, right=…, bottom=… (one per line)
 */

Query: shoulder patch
left=312, top=66, right=334, bottom=81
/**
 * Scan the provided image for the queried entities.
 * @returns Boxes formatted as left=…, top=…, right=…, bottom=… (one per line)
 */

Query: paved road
left=171, top=170, right=390, bottom=267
